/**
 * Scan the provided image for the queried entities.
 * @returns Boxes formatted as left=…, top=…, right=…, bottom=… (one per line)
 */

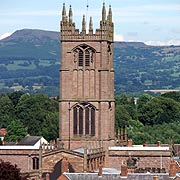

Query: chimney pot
left=157, top=141, right=161, bottom=147
left=98, top=164, right=103, bottom=176
left=61, top=157, right=69, bottom=173
left=121, top=164, right=128, bottom=177
left=169, top=161, right=177, bottom=177
left=143, top=141, right=148, bottom=147
left=45, top=173, right=50, bottom=180
left=127, top=139, right=133, bottom=147
left=153, top=175, right=159, bottom=180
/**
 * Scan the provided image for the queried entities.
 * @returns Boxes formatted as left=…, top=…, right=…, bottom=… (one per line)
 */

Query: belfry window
left=73, top=104, right=95, bottom=136
left=85, top=50, right=90, bottom=67
left=78, top=50, right=83, bottom=67
left=73, top=45, right=95, bottom=68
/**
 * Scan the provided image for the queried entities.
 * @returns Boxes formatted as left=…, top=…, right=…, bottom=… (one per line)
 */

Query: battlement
left=60, top=3, right=114, bottom=42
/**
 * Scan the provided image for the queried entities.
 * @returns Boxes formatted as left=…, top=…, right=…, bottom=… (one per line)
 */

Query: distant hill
left=0, top=29, right=180, bottom=96
left=0, top=29, right=60, bottom=59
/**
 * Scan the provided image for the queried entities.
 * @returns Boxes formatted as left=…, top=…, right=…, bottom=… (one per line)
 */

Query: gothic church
left=59, top=2, right=115, bottom=149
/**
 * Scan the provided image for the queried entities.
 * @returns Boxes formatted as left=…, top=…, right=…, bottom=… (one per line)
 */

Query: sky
left=0, top=0, right=180, bottom=45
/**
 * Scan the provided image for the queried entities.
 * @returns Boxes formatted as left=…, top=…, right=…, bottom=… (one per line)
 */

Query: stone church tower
left=59, top=3, right=115, bottom=150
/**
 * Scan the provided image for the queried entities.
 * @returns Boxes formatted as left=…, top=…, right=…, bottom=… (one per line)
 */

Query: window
left=73, top=45, right=95, bottom=68
left=78, top=50, right=83, bottom=67
left=32, top=157, right=39, bottom=170
left=85, top=50, right=90, bottom=67
left=73, top=104, right=95, bottom=136
left=73, top=106, right=83, bottom=136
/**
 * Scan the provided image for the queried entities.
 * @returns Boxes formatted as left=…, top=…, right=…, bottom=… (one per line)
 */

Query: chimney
left=169, top=161, right=177, bottom=177
left=45, top=173, right=50, bottom=180
left=157, top=141, right=161, bottom=147
left=121, top=162, right=128, bottom=177
left=98, top=164, right=103, bottom=177
left=61, top=157, right=69, bottom=173
left=153, top=175, right=159, bottom=180
left=143, top=141, right=148, bottom=147
left=15, top=140, right=18, bottom=144
left=127, top=139, right=133, bottom=147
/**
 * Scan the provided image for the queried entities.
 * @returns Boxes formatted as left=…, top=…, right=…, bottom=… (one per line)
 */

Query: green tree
left=0, top=94, right=15, bottom=128
left=0, top=159, right=27, bottom=180
left=161, top=92, right=180, bottom=102
left=8, top=91, right=24, bottom=106
left=42, top=112, right=59, bottom=141
left=138, top=96, right=180, bottom=125
left=137, top=93, right=152, bottom=112
left=15, top=93, right=58, bottom=137
left=115, top=105, right=132, bottom=131
left=5, top=120, right=27, bottom=142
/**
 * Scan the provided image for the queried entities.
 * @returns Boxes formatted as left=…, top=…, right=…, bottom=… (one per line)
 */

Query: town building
left=0, top=2, right=180, bottom=180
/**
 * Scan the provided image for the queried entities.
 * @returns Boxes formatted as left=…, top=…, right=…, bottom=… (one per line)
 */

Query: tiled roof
left=18, top=136, right=42, bottom=145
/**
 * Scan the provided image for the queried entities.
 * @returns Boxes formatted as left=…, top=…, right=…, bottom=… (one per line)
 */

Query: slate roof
left=18, top=136, right=42, bottom=145
left=63, top=173, right=170, bottom=180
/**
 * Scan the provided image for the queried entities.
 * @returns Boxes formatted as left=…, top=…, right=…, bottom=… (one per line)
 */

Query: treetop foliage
left=0, top=92, right=59, bottom=142
left=0, top=159, right=27, bottom=180
left=115, top=92, right=180, bottom=144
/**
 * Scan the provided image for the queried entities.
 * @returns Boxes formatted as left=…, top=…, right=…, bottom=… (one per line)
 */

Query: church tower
left=59, top=3, right=115, bottom=149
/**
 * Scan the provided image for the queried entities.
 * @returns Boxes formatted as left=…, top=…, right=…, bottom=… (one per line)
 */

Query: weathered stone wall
left=42, top=150, right=84, bottom=174
left=108, top=149, right=171, bottom=172
left=0, top=149, right=39, bottom=173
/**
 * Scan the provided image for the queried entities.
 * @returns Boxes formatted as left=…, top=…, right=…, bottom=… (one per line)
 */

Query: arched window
left=32, top=157, right=39, bottom=170
left=73, top=106, right=83, bottom=136
left=73, top=104, right=95, bottom=136
left=73, top=45, right=95, bottom=68
left=85, top=106, right=95, bottom=135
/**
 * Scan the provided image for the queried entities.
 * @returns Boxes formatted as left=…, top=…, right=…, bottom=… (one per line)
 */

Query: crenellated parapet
left=60, top=3, right=114, bottom=42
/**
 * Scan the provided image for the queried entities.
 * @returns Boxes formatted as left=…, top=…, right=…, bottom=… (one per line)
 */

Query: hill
left=0, top=29, right=180, bottom=96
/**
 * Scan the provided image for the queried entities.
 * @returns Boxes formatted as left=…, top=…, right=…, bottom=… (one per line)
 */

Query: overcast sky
left=0, top=0, right=180, bottom=45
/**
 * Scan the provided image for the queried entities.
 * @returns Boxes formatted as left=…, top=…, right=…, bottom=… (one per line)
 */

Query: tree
left=8, top=91, right=24, bottom=106
left=138, top=96, right=180, bottom=125
left=42, top=112, right=59, bottom=141
left=161, top=92, right=180, bottom=102
left=0, top=94, right=15, bottom=128
left=15, top=93, right=59, bottom=137
left=5, top=120, right=27, bottom=142
left=0, top=159, right=27, bottom=180
left=137, top=94, right=152, bottom=112
left=115, top=105, right=132, bottom=131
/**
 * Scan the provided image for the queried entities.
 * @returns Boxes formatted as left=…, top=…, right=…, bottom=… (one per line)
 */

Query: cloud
left=146, top=40, right=180, bottom=46
left=0, top=32, right=12, bottom=40
left=114, top=34, right=124, bottom=41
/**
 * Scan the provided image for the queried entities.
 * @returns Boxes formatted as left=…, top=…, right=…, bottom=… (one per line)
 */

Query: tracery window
left=73, top=104, right=95, bottom=136
left=73, top=45, right=95, bottom=68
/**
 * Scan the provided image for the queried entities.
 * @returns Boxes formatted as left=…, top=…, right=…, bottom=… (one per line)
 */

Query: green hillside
left=0, top=29, right=180, bottom=96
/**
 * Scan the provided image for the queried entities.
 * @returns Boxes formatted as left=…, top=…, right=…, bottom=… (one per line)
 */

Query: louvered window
left=78, top=50, right=83, bottom=67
